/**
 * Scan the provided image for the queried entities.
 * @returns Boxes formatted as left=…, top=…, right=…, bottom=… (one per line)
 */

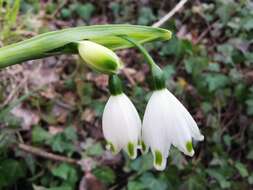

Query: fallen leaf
left=11, top=105, right=39, bottom=130
left=81, top=109, right=96, bottom=123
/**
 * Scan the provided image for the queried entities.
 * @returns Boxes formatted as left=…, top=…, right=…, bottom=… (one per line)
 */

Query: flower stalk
left=119, top=35, right=166, bottom=90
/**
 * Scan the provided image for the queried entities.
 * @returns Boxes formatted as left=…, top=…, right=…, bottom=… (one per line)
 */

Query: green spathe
left=78, top=41, right=122, bottom=74
left=0, top=24, right=172, bottom=68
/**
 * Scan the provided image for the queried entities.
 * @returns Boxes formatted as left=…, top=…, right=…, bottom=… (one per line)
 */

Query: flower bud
left=78, top=41, right=122, bottom=74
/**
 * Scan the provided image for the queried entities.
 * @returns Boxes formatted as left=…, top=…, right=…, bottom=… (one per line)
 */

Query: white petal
left=102, top=93, right=141, bottom=159
left=163, top=89, right=204, bottom=141
left=142, top=89, right=204, bottom=170
left=142, top=91, right=171, bottom=170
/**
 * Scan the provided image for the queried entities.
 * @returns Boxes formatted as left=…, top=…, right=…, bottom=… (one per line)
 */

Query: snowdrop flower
left=78, top=41, right=122, bottom=74
left=119, top=36, right=204, bottom=170
left=142, top=88, right=204, bottom=170
left=102, top=75, right=141, bottom=159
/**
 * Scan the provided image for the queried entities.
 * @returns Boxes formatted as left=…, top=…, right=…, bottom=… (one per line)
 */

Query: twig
left=152, top=0, right=189, bottom=27
left=17, top=143, right=79, bottom=165
left=1, top=75, right=28, bottom=107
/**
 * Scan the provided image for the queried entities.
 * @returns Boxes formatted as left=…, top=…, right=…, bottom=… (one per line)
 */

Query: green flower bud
left=78, top=41, right=122, bottom=74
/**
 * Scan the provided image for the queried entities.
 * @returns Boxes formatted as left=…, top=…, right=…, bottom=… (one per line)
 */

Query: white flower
left=142, top=89, right=204, bottom=170
left=102, top=93, right=141, bottom=159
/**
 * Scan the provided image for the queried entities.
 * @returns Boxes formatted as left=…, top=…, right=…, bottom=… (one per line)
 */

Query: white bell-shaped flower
left=102, top=93, right=141, bottom=159
left=142, top=89, right=204, bottom=170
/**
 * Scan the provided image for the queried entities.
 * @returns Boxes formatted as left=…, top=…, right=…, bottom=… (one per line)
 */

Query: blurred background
left=0, top=0, right=253, bottom=189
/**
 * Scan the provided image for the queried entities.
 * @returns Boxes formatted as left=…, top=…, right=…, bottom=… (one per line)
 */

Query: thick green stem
left=0, top=25, right=171, bottom=69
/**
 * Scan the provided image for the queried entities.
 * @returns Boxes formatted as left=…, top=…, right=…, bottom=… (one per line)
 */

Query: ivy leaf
left=51, top=163, right=78, bottom=186
left=205, top=74, right=230, bottom=92
left=32, top=126, right=52, bottom=143
left=206, top=169, right=231, bottom=189
left=75, top=3, right=95, bottom=21
left=235, top=162, right=249, bottom=178
left=138, top=7, right=156, bottom=25
left=0, top=159, right=25, bottom=189
left=92, top=166, right=116, bottom=185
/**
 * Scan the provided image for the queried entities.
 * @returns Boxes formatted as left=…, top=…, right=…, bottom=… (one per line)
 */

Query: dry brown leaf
left=11, top=105, right=40, bottom=130
left=25, top=66, right=59, bottom=88
left=81, top=109, right=96, bottom=123
left=48, top=126, right=64, bottom=135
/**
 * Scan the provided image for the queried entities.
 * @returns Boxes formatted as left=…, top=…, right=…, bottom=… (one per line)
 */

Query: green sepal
left=109, top=75, right=123, bottom=95
left=150, top=64, right=166, bottom=90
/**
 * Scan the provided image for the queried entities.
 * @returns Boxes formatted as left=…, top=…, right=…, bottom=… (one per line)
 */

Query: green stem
left=119, top=35, right=166, bottom=90
left=119, top=35, right=156, bottom=68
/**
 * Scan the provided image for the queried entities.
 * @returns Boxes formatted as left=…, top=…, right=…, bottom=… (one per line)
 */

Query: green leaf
left=139, top=172, right=167, bottom=190
left=248, top=174, right=253, bottom=185
left=61, top=8, right=71, bottom=19
left=163, top=65, right=175, bottom=79
left=127, top=181, right=146, bottom=190
left=242, top=17, right=253, bottom=31
left=205, top=74, right=230, bottom=91
left=63, top=127, right=77, bottom=141
left=86, top=142, right=104, bottom=156
left=48, top=134, right=75, bottom=154
left=184, top=57, right=209, bottom=76
left=246, top=150, right=253, bottom=160
left=32, top=126, right=52, bottom=143
left=138, top=7, right=156, bottom=25
left=245, top=99, right=253, bottom=116
left=129, top=153, right=153, bottom=173
left=48, top=186, right=72, bottom=190
left=51, top=163, right=78, bottom=185
left=206, top=169, right=231, bottom=189
left=161, top=38, right=192, bottom=58
left=0, top=159, right=25, bottom=188
left=75, top=3, right=95, bottom=21
left=92, top=166, right=116, bottom=185
left=216, top=2, right=237, bottom=24
left=235, top=162, right=248, bottom=178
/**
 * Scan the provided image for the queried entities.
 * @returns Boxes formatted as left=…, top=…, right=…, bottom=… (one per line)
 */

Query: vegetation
left=0, top=0, right=252, bottom=189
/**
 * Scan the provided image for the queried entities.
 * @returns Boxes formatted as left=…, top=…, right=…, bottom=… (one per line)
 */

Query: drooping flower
left=119, top=36, right=204, bottom=170
left=102, top=75, right=141, bottom=159
left=142, top=88, right=204, bottom=170
left=78, top=41, right=122, bottom=74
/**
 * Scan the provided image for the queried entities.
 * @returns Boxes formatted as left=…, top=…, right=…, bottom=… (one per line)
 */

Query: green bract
left=0, top=24, right=172, bottom=69
left=78, top=41, right=122, bottom=74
